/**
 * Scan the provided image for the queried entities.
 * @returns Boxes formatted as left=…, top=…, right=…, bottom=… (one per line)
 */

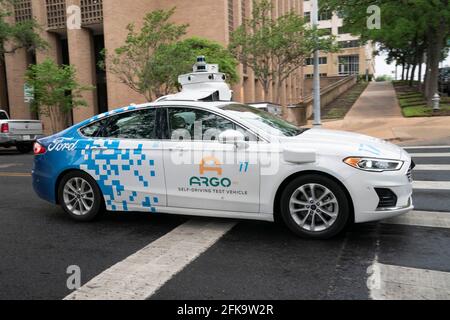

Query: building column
left=0, top=59, right=8, bottom=113
left=4, top=50, right=32, bottom=120
left=66, top=0, right=97, bottom=124
left=32, top=0, right=64, bottom=134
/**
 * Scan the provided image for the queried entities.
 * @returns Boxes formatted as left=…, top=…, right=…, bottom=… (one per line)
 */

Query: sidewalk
left=320, top=82, right=450, bottom=146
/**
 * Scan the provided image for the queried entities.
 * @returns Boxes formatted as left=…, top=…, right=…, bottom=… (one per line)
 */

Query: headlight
left=344, top=157, right=404, bottom=172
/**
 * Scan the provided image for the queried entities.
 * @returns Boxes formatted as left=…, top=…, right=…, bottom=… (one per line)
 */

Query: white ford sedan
left=33, top=100, right=414, bottom=239
left=32, top=58, right=414, bottom=239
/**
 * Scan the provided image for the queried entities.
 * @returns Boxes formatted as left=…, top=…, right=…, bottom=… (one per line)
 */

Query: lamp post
left=311, top=0, right=321, bottom=127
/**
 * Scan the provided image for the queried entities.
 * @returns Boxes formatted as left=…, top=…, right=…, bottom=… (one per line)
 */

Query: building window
left=339, top=40, right=360, bottom=48
left=81, top=0, right=103, bottom=25
left=241, top=0, right=247, bottom=22
left=46, top=0, right=66, bottom=29
left=228, top=0, right=234, bottom=37
left=339, top=55, right=360, bottom=75
left=305, top=57, right=327, bottom=65
left=14, top=0, right=32, bottom=23
left=305, top=73, right=328, bottom=79
left=318, top=8, right=332, bottom=21
left=304, top=12, right=311, bottom=23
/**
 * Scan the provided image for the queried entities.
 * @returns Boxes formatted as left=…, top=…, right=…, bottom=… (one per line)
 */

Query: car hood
left=280, top=128, right=404, bottom=160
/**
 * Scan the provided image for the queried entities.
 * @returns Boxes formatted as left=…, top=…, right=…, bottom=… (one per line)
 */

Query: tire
left=58, top=171, right=104, bottom=222
left=16, top=143, right=33, bottom=154
left=279, top=174, right=351, bottom=239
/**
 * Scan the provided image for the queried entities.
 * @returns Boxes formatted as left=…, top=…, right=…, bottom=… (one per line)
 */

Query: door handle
left=169, top=146, right=187, bottom=152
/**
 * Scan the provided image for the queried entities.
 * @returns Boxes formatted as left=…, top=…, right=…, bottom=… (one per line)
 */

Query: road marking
left=415, top=164, right=450, bottom=171
left=0, top=164, right=20, bottom=169
left=383, top=211, right=450, bottom=229
left=413, top=181, right=450, bottom=190
left=0, top=172, right=31, bottom=177
left=64, top=219, right=236, bottom=300
left=403, top=146, right=450, bottom=150
left=367, top=262, right=450, bottom=300
left=409, top=153, right=450, bottom=158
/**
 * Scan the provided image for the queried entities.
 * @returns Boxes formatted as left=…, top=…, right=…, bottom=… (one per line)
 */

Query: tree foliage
left=25, top=59, right=93, bottom=133
left=229, top=0, right=338, bottom=104
left=322, top=0, right=450, bottom=105
left=103, top=8, right=238, bottom=101
left=0, top=0, right=46, bottom=59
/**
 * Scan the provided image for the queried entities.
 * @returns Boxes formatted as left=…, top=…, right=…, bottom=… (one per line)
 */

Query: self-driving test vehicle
left=32, top=57, right=414, bottom=239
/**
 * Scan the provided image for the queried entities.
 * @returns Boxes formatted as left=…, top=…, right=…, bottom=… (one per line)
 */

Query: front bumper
left=345, top=161, right=414, bottom=223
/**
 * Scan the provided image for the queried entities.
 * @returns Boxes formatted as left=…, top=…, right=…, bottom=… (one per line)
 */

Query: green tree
left=322, top=0, right=450, bottom=106
left=102, top=7, right=188, bottom=101
left=153, top=37, right=239, bottom=94
left=0, top=0, right=46, bottom=59
left=229, top=0, right=337, bottom=104
left=25, top=59, right=93, bottom=133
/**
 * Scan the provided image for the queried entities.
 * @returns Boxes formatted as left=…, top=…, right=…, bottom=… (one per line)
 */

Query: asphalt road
left=0, top=145, right=449, bottom=300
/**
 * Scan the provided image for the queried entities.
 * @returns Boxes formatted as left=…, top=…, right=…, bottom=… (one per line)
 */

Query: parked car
left=0, top=109, right=44, bottom=153
left=439, top=67, right=450, bottom=95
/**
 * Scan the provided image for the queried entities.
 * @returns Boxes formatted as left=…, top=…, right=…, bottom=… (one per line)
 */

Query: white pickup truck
left=0, top=109, right=44, bottom=153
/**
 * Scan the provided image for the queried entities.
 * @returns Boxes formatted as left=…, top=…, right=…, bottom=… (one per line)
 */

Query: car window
left=0, top=111, right=8, bottom=120
left=167, top=107, right=256, bottom=142
left=222, top=104, right=305, bottom=137
left=100, top=108, right=158, bottom=140
left=79, top=119, right=109, bottom=137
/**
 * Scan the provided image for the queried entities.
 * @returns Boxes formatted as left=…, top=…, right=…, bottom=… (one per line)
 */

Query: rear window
left=0, top=111, right=8, bottom=120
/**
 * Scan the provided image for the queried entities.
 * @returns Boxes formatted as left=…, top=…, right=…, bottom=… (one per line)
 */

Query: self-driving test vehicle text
left=32, top=58, right=414, bottom=239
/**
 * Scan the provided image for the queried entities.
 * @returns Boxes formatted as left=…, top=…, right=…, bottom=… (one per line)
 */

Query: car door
left=79, top=107, right=167, bottom=213
left=162, top=106, right=261, bottom=213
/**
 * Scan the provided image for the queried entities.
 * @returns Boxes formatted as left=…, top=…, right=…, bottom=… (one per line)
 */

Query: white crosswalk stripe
left=383, top=210, right=450, bottom=229
left=64, top=219, right=236, bottom=300
left=402, top=145, right=450, bottom=150
left=409, top=153, right=450, bottom=158
left=413, top=181, right=450, bottom=190
left=367, top=262, right=450, bottom=300
left=415, top=164, right=450, bottom=171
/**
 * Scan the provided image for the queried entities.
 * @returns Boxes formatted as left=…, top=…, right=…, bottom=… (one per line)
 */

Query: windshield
left=221, top=104, right=304, bottom=137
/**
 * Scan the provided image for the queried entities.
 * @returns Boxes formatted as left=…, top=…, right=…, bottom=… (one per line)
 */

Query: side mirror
left=218, top=130, right=248, bottom=149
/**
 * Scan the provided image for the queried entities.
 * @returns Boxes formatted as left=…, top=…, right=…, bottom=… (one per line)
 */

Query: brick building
left=0, top=0, right=305, bottom=133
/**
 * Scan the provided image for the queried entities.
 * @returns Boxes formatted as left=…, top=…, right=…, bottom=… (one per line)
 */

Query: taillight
left=1, top=123, right=9, bottom=133
left=33, top=142, right=47, bottom=155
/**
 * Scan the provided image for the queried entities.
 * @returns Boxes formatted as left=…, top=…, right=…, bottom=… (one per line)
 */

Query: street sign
left=24, top=84, right=34, bottom=103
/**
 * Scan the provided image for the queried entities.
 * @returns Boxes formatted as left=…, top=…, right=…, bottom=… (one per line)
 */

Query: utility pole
left=311, top=0, right=321, bottom=127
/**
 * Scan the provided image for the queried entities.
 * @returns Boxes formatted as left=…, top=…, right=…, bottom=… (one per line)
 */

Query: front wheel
left=58, top=171, right=104, bottom=222
left=280, top=174, right=351, bottom=239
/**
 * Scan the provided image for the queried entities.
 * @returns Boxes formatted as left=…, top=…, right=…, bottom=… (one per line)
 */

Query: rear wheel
left=58, top=171, right=104, bottom=222
left=280, top=174, right=351, bottom=239
left=16, top=143, right=33, bottom=154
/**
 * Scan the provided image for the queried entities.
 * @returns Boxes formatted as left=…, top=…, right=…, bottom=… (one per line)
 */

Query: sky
left=375, top=49, right=450, bottom=80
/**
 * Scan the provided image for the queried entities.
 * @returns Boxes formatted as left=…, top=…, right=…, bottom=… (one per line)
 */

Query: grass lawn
left=320, top=82, right=369, bottom=120
left=392, top=81, right=450, bottom=117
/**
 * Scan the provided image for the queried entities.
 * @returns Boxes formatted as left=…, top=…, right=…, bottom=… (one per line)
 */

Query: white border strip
left=64, top=219, right=236, bottom=300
